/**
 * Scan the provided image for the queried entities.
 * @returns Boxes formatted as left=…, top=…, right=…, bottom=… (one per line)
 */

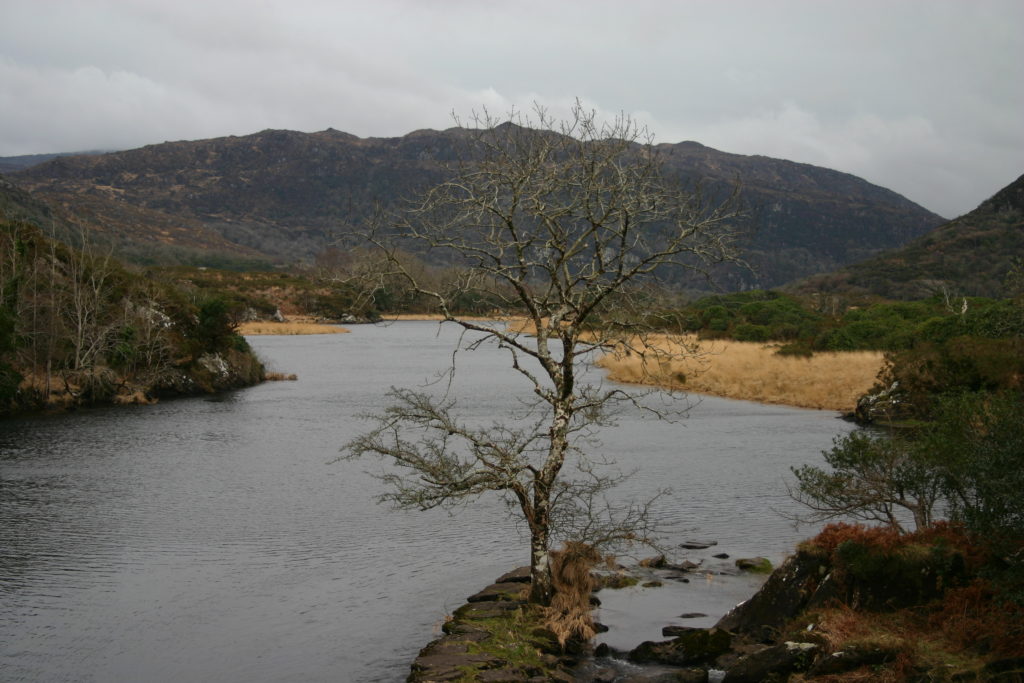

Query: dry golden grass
left=385, top=313, right=526, bottom=323
left=112, top=390, right=157, bottom=405
left=237, top=321, right=349, bottom=335
left=265, top=372, right=298, bottom=381
left=596, top=335, right=884, bottom=412
left=543, top=542, right=601, bottom=647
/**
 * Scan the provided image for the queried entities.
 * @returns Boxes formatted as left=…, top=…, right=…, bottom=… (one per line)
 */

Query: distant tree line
left=645, top=288, right=1023, bottom=352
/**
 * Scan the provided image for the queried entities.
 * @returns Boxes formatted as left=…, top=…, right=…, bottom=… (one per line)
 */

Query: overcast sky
left=1, top=0, right=1021, bottom=218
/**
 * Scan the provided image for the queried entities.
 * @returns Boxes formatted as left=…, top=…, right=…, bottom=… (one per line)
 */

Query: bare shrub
left=542, top=541, right=601, bottom=647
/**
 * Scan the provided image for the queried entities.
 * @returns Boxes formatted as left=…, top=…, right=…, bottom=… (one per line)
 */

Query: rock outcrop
left=408, top=568, right=577, bottom=683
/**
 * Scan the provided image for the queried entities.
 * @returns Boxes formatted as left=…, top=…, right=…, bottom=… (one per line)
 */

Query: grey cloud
left=0, top=0, right=1021, bottom=217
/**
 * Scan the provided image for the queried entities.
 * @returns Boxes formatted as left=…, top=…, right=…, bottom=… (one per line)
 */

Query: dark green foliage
left=834, top=537, right=967, bottom=609
left=195, top=296, right=232, bottom=346
left=0, top=303, right=21, bottom=405
left=816, top=300, right=939, bottom=350
left=669, top=290, right=1022, bottom=365
left=0, top=219, right=265, bottom=414
left=791, top=430, right=942, bottom=532
left=733, top=323, right=770, bottom=342
left=675, top=290, right=824, bottom=342
left=923, top=392, right=1024, bottom=548
left=883, top=336, right=1024, bottom=417
left=793, top=391, right=1023, bottom=600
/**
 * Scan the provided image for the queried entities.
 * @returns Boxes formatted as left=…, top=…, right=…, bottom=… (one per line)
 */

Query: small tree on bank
left=344, top=103, right=746, bottom=605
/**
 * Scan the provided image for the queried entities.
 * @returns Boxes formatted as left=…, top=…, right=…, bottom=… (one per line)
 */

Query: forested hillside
left=0, top=210, right=265, bottom=415
left=790, top=173, right=1024, bottom=299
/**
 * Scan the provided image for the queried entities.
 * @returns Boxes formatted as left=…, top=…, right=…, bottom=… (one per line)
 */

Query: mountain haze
left=9, top=127, right=944, bottom=287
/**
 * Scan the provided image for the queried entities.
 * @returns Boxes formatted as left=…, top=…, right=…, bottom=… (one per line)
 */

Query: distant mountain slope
left=11, top=128, right=944, bottom=287
left=0, top=152, right=109, bottom=175
left=788, top=173, right=1024, bottom=299
left=0, top=173, right=58, bottom=227
left=1, top=172, right=270, bottom=269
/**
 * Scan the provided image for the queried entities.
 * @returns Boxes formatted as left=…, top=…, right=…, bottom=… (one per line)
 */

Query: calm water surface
left=1, top=322, right=854, bottom=681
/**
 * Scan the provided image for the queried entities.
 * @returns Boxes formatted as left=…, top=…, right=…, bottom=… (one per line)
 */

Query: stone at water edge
left=806, top=644, right=897, bottom=676
left=628, top=627, right=732, bottom=666
left=495, top=566, right=532, bottom=583
left=715, top=550, right=830, bottom=642
left=639, top=555, right=668, bottom=568
left=467, top=582, right=530, bottom=603
left=721, top=641, right=819, bottom=683
left=734, top=557, right=772, bottom=574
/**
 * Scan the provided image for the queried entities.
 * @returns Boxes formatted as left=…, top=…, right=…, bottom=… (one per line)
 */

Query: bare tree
left=344, top=102, right=746, bottom=604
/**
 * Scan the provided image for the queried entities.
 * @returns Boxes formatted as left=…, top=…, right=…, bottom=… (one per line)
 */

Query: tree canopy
left=344, top=103, right=746, bottom=606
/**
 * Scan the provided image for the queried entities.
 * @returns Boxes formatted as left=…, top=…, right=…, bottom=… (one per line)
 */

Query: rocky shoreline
left=409, top=545, right=1024, bottom=682
left=406, top=554, right=780, bottom=683
left=408, top=566, right=579, bottom=682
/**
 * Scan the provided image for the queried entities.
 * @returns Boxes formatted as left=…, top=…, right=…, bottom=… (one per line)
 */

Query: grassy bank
left=596, top=335, right=884, bottom=412
left=237, top=321, right=349, bottom=335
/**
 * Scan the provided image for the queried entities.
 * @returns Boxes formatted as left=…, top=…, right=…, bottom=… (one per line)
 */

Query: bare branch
left=343, top=101, right=747, bottom=604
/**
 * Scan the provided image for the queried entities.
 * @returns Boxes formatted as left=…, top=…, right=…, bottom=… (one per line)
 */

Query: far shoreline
left=238, top=320, right=350, bottom=335
left=243, top=316, right=883, bottom=413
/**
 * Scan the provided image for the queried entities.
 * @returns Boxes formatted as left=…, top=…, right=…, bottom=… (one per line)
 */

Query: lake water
left=0, top=322, right=854, bottom=681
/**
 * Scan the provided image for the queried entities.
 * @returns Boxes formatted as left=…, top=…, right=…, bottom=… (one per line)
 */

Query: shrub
left=733, top=323, right=770, bottom=342
left=923, top=391, right=1024, bottom=549
left=790, top=431, right=942, bottom=533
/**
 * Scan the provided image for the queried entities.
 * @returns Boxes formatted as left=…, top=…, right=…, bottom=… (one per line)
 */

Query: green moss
left=446, top=606, right=559, bottom=680
left=601, top=574, right=640, bottom=589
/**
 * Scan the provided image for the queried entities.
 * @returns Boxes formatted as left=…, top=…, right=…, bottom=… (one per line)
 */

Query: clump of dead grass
left=931, top=580, right=1024, bottom=658
left=542, top=542, right=601, bottom=647
left=789, top=522, right=1023, bottom=679
left=112, top=390, right=157, bottom=405
left=264, top=372, right=298, bottom=381
left=596, top=334, right=884, bottom=412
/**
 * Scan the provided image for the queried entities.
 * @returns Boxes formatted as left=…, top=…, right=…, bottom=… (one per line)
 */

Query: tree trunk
left=529, top=526, right=553, bottom=605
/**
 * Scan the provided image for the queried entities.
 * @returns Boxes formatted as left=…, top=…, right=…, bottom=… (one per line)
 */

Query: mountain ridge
left=9, top=127, right=944, bottom=287
left=787, top=172, right=1024, bottom=299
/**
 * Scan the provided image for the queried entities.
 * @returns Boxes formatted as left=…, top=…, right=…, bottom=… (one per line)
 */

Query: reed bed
left=596, top=334, right=884, bottom=412
left=237, top=321, right=349, bottom=335
left=385, top=313, right=524, bottom=322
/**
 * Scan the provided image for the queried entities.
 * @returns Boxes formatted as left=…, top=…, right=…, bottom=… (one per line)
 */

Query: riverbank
left=595, top=335, right=884, bottom=412
left=385, top=319, right=885, bottom=412
left=3, top=346, right=266, bottom=416
left=414, top=526, right=1024, bottom=682
left=237, top=319, right=349, bottom=335
left=238, top=315, right=882, bottom=411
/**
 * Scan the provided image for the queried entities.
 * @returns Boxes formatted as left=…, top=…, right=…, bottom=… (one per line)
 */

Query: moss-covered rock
left=629, top=627, right=732, bottom=666
left=735, top=557, right=773, bottom=574
left=410, top=570, right=577, bottom=682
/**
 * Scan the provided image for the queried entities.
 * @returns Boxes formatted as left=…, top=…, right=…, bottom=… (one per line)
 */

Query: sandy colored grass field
left=596, top=335, right=885, bottom=412
left=384, top=313, right=524, bottom=322
left=237, top=321, right=349, bottom=335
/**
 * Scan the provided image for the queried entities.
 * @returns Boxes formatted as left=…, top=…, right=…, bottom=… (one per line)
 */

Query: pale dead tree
left=344, top=102, right=747, bottom=604
left=61, top=231, right=117, bottom=373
